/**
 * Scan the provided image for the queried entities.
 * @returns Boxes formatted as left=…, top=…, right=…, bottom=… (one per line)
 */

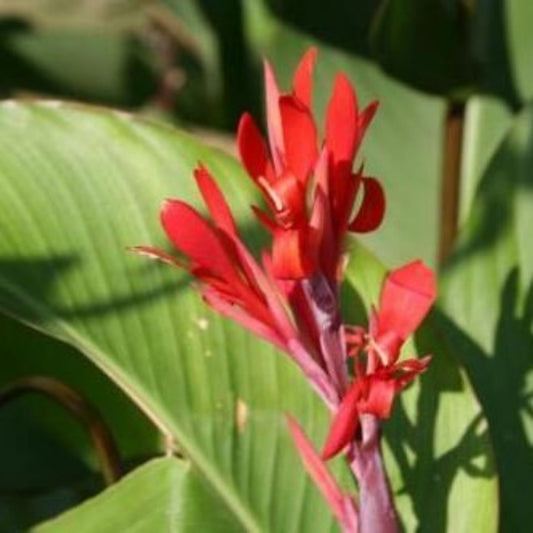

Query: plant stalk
left=350, top=415, right=398, bottom=533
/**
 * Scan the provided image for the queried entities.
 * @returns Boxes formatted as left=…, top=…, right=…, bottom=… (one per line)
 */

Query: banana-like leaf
left=34, top=457, right=242, bottom=533
left=0, top=102, right=496, bottom=531
left=441, top=103, right=533, bottom=532
left=458, top=97, right=512, bottom=225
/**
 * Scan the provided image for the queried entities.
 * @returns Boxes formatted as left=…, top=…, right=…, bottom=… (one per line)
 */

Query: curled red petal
left=375, top=261, right=436, bottom=353
left=348, top=177, right=385, bottom=233
left=237, top=113, right=271, bottom=182
left=160, top=200, right=239, bottom=285
left=279, top=95, right=318, bottom=184
left=326, top=73, right=358, bottom=165
left=286, top=415, right=347, bottom=523
left=292, top=47, right=317, bottom=108
left=194, top=165, right=237, bottom=236
left=322, top=381, right=362, bottom=460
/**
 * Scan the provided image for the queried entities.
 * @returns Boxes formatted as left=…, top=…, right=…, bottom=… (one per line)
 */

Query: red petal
left=232, top=238, right=298, bottom=343
left=309, top=185, right=336, bottom=279
left=237, top=113, right=271, bottom=182
left=322, top=381, right=362, bottom=460
left=326, top=73, right=358, bottom=165
left=357, top=377, right=396, bottom=419
left=160, top=200, right=240, bottom=284
left=264, top=59, right=284, bottom=171
left=279, top=95, right=318, bottom=184
left=348, top=177, right=385, bottom=233
left=194, top=165, right=237, bottom=236
left=202, top=287, right=285, bottom=351
left=376, top=261, right=436, bottom=351
left=272, top=228, right=314, bottom=279
left=287, top=415, right=346, bottom=522
left=270, top=171, right=307, bottom=226
left=292, top=47, right=317, bottom=108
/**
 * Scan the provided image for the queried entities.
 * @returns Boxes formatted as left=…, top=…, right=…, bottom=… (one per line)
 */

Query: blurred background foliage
left=0, top=0, right=532, bottom=531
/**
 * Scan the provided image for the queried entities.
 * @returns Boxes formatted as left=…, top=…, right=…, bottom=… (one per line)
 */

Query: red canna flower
left=322, top=261, right=436, bottom=460
left=237, top=49, right=384, bottom=280
left=136, top=47, right=436, bottom=533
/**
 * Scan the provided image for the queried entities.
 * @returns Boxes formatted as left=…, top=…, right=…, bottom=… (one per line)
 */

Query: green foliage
left=441, top=103, right=533, bottom=532
left=35, top=458, right=242, bottom=533
left=0, top=102, right=496, bottom=530
left=1, top=0, right=532, bottom=530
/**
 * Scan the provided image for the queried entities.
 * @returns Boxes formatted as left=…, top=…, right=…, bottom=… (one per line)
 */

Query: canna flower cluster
left=135, top=48, right=436, bottom=533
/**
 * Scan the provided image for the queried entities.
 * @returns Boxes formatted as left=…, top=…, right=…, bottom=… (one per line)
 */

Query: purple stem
left=349, top=415, right=398, bottom=533
left=300, top=276, right=348, bottom=396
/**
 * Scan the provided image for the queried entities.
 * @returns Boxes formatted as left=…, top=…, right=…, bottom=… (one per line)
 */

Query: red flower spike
left=237, top=113, right=271, bottom=182
left=292, top=47, right=318, bottom=109
left=321, top=381, right=363, bottom=460
left=194, top=165, right=237, bottom=237
left=372, top=261, right=436, bottom=362
left=326, top=73, right=359, bottom=165
left=279, top=95, right=318, bottom=184
left=348, top=177, right=385, bottom=233
left=287, top=415, right=358, bottom=530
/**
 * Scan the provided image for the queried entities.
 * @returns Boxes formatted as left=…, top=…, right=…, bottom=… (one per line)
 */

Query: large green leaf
left=34, top=457, right=241, bottom=533
left=441, top=103, right=533, bottom=531
left=0, top=102, right=496, bottom=531
left=458, top=96, right=513, bottom=225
